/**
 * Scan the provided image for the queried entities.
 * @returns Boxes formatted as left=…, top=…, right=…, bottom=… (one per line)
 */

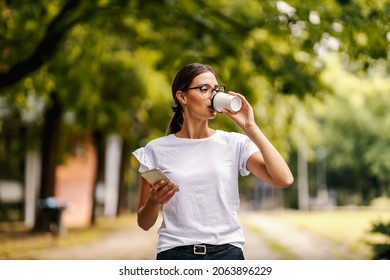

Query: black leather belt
left=176, top=244, right=231, bottom=255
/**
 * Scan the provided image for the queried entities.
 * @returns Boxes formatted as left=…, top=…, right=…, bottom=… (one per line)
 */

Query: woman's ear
left=176, top=91, right=187, bottom=105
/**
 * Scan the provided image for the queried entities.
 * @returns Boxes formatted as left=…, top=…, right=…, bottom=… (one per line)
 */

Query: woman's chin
left=209, top=110, right=217, bottom=119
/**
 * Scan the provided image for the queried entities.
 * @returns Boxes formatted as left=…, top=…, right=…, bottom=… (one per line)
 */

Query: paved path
left=241, top=212, right=366, bottom=260
left=32, top=212, right=366, bottom=260
left=35, top=225, right=158, bottom=260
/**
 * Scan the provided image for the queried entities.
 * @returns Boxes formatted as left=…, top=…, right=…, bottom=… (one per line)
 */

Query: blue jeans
left=156, top=244, right=245, bottom=260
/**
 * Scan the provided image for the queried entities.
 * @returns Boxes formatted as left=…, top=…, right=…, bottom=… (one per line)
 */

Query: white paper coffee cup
left=212, top=92, right=242, bottom=113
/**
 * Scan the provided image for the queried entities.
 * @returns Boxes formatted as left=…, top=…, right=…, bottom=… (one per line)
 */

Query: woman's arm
left=223, top=92, right=294, bottom=188
left=137, top=177, right=179, bottom=230
left=245, top=125, right=294, bottom=188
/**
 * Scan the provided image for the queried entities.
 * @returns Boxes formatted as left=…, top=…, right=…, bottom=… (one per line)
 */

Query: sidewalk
left=33, top=222, right=158, bottom=260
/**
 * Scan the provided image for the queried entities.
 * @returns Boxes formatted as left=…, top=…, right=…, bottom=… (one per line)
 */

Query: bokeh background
left=1, top=0, right=390, bottom=260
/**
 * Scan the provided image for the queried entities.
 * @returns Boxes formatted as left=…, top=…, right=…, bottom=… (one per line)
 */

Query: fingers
left=151, top=179, right=169, bottom=191
left=150, top=180, right=179, bottom=205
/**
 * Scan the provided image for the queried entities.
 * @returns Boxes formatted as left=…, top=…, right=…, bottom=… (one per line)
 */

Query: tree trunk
left=32, top=93, right=62, bottom=232
left=298, top=143, right=310, bottom=210
left=103, top=134, right=123, bottom=218
left=117, top=138, right=130, bottom=215
left=90, top=130, right=105, bottom=225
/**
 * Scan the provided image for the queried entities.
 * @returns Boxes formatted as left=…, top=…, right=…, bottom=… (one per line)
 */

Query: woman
left=132, top=63, right=293, bottom=260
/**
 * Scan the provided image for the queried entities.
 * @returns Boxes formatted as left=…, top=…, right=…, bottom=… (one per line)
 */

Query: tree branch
left=0, top=0, right=82, bottom=90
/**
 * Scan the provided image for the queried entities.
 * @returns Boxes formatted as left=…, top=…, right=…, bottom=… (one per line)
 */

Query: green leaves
left=311, top=57, right=390, bottom=202
left=1, top=0, right=389, bottom=193
left=370, top=219, right=390, bottom=259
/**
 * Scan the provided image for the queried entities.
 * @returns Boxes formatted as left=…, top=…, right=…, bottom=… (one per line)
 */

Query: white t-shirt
left=132, top=130, right=259, bottom=253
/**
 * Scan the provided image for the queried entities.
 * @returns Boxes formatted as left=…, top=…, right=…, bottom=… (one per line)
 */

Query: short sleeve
left=132, top=147, right=155, bottom=173
left=239, top=137, right=260, bottom=176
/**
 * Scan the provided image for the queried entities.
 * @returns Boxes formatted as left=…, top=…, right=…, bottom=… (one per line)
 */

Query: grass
left=0, top=213, right=137, bottom=260
left=267, top=208, right=390, bottom=258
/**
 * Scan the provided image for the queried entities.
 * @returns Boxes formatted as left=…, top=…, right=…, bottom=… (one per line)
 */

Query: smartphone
left=140, top=168, right=171, bottom=186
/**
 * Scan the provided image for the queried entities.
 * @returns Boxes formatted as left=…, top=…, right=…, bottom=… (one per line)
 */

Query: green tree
left=312, top=56, right=390, bottom=204
left=1, top=0, right=389, bottom=228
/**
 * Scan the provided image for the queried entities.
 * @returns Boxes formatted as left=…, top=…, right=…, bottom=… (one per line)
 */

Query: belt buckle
left=193, top=244, right=206, bottom=255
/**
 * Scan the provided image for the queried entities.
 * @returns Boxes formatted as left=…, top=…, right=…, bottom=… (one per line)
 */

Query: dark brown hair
left=166, top=63, right=217, bottom=135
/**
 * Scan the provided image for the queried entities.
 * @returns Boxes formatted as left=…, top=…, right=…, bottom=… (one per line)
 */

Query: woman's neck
left=175, top=121, right=215, bottom=139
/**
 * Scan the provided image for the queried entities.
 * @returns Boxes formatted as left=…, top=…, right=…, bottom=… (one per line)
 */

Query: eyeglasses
left=184, top=84, right=226, bottom=98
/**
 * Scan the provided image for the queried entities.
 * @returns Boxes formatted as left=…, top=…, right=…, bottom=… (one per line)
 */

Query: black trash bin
left=38, top=197, right=67, bottom=235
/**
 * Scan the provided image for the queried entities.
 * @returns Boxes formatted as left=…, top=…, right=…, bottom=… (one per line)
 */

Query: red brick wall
left=55, top=136, right=97, bottom=228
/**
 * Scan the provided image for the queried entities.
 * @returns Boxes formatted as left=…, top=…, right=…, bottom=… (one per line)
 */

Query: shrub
left=370, top=220, right=390, bottom=260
